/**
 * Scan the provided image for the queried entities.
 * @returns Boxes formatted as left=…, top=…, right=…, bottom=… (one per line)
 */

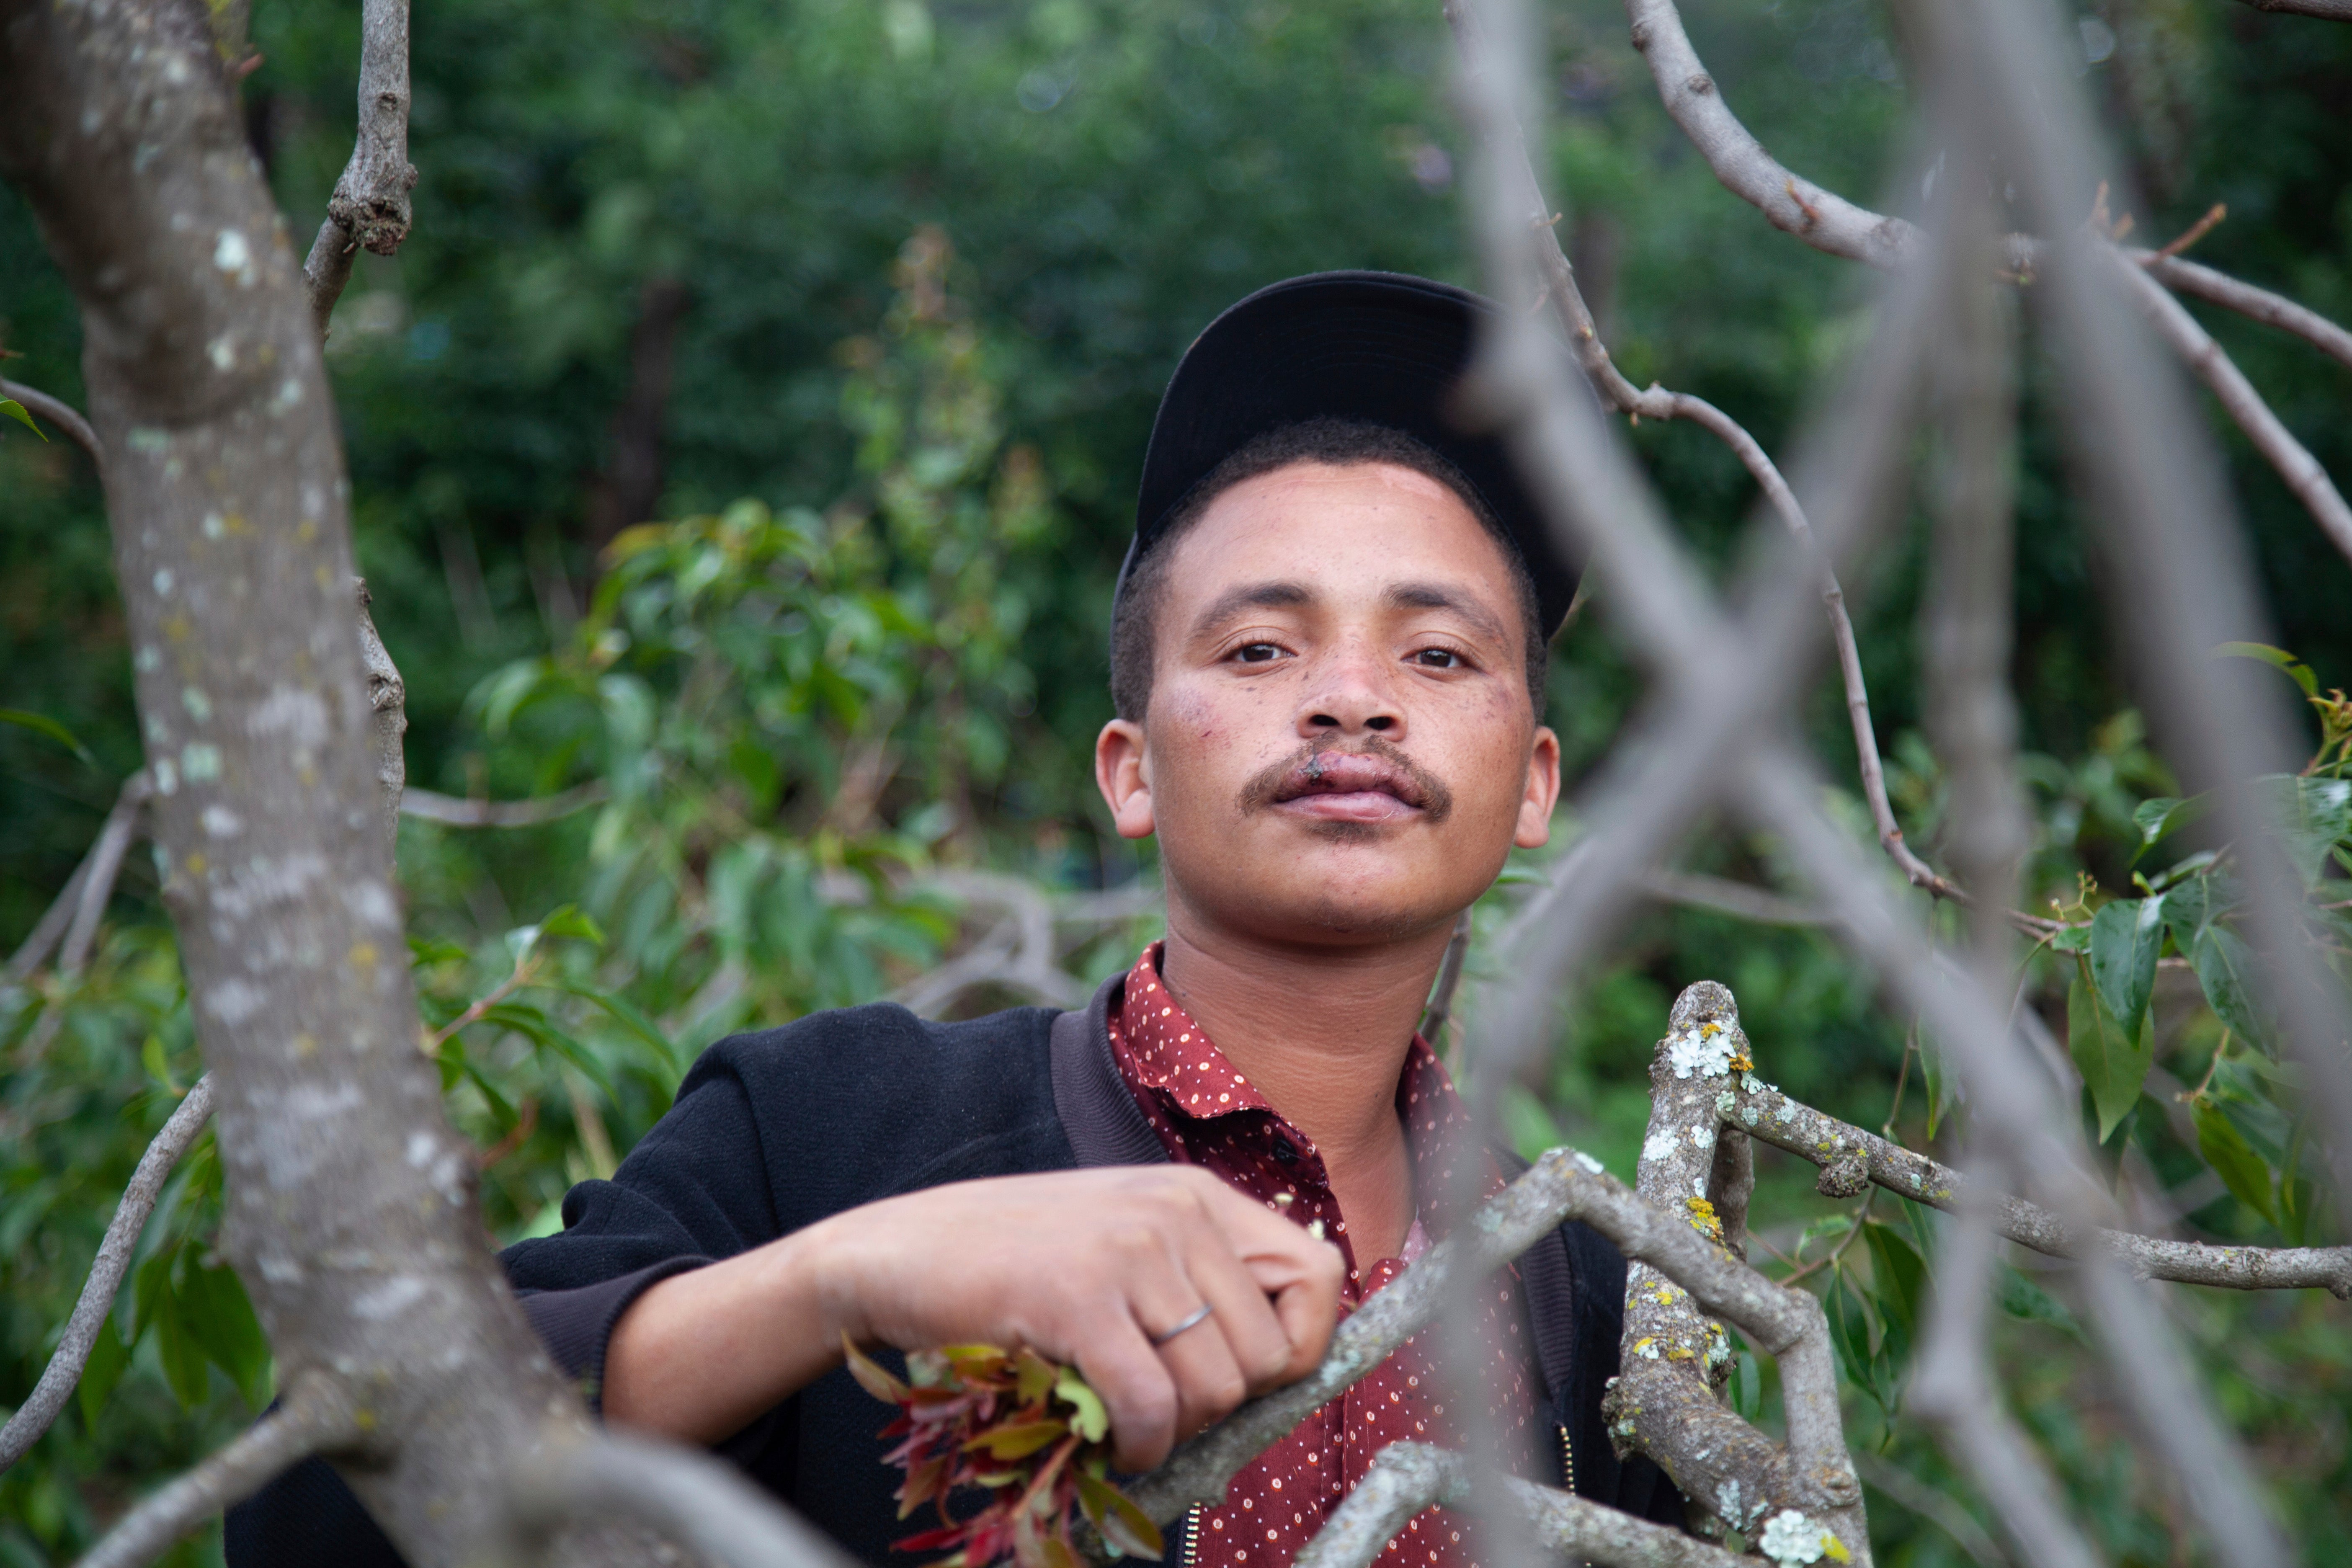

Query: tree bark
left=0, top=3, right=610, bottom=1561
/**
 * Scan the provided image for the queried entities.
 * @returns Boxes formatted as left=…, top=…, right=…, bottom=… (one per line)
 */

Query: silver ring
left=1151, top=1302, right=1215, bottom=1346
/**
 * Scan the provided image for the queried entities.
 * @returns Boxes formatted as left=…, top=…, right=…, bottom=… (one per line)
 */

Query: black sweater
left=226, top=978, right=1680, bottom=1564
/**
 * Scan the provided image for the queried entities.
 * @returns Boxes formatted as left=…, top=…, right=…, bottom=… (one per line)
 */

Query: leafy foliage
left=845, top=1339, right=1162, bottom=1568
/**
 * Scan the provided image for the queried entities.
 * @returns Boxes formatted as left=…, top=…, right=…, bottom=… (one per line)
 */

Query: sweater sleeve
left=226, top=1054, right=785, bottom=1567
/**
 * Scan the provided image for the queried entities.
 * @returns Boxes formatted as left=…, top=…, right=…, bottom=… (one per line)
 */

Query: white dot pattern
left=1106, top=945, right=1538, bottom=1568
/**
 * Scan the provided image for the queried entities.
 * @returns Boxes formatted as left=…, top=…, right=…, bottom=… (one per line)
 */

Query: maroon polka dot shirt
left=1106, top=945, right=1538, bottom=1568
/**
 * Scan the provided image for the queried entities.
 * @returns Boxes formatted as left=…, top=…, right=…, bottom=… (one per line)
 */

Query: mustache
left=1234, top=737, right=1455, bottom=824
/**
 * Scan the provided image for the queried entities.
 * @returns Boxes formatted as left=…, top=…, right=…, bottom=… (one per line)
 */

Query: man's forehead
left=1164, top=462, right=1521, bottom=624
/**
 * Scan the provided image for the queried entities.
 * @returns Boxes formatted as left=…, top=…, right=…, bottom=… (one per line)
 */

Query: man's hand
left=603, top=1166, right=1344, bottom=1472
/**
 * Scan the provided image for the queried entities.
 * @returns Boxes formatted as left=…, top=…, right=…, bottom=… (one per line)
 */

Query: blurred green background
left=4, top=0, right=2349, bottom=1561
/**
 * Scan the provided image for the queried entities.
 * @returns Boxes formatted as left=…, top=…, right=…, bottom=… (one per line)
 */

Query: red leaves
left=844, top=1336, right=1164, bottom=1568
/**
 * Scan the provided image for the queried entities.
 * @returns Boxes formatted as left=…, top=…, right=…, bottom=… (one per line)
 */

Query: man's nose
left=1297, top=645, right=1403, bottom=739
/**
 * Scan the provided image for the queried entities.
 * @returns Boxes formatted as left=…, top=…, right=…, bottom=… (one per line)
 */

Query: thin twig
left=302, top=0, right=416, bottom=333
left=1443, top=0, right=1969, bottom=912
left=401, top=782, right=609, bottom=828
left=1725, top=1073, right=2352, bottom=1295
left=2110, top=249, right=2352, bottom=568
left=2140, top=253, right=2352, bottom=373
left=1417, top=910, right=1473, bottom=1042
left=71, top=1371, right=358, bottom=1568
left=0, top=378, right=103, bottom=474
left=0, top=1076, right=217, bottom=1472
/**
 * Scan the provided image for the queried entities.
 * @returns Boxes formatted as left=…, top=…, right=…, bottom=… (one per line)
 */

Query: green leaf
left=154, top=1284, right=212, bottom=1408
left=0, top=707, right=93, bottom=763
left=2192, top=1101, right=2278, bottom=1224
left=960, top=1418, right=1068, bottom=1460
left=2215, top=640, right=2318, bottom=697
left=76, top=1312, right=130, bottom=1430
left=1862, top=1222, right=1927, bottom=1343
left=2089, top=897, right=2164, bottom=1038
left=1074, top=1470, right=1163, bottom=1561
left=2130, top=794, right=2212, bottom=863
left=535, top=904, right=606, bottom=945
left=2068, top=965, right=2154, bottom=1143
left=179, top=1257, right=273, bottom=1410
left=0, top=397, right=49, bottom=440
left=2046, top=923, right=2092, bottom=954
left=2261, top=775, right=2352, bottom=888
left=2191, top=925, right=2270, bottom=1055
left=1996, top=1265, right=2082, bottom=1339
left=1055, top=1364, right=1109, bottom=1443
left=1824, top=1271, right=1874, bottom=1394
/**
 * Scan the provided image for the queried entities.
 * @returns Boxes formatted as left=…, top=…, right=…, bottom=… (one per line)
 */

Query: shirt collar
left=1114, top=942, right=1472, bottom=1152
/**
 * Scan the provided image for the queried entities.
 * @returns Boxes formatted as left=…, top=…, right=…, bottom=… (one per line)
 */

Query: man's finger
left=1071, top=1313, right=1183, bottom=1473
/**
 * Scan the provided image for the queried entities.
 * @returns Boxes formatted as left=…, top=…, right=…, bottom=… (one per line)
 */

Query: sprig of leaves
left=844, top=1337, right=1163, bottom=1568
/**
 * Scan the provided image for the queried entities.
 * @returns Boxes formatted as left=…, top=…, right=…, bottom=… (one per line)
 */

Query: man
left=230, top=272, right=1681, bottom=1565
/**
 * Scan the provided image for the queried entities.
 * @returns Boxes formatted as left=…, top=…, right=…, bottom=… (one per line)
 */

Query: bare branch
left=302, top=0, right=415, bottom=333
left=0, top=378, right=103, bottom=473
left=1725, top=1074, right=2352, bottom=1295
left=1442, top=0, right=1968, bottom=912
left=2226, top=0, right=2352, bottom=21
left=401, top=783, right=612, bottom=827
left=499, top=1429, right=860, bottom=1568
left=1635, top=869, right=1828, bottom=927
left=72, top=1371, right=357, bottom=1568
left=2141, top=253, right=2352, bottom=372
left=0, top=1075, right=216, bottom=1472
left=2111, top=251, right=2352, bottom=565
left=1617, top=0, right=2352, bottom=573
left=1615, top=983, right=1866, bottom=1557
left=12, top=771, right=153, bottom=1063
left=1133, top=1139, right=1845, bottom=1545
left=1848, top=1452, right=2009, bottom=1568
left=356, top=579, right=407, bottom=855
left=1292, top=1443, right=1748, bottom=1568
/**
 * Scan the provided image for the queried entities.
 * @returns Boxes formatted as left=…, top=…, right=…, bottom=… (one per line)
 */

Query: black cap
left=1120, top=270, right=1580, bottom=638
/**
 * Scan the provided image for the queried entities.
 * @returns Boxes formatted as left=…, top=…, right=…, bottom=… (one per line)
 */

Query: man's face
left=1095, top=460, right=1561, bottom=948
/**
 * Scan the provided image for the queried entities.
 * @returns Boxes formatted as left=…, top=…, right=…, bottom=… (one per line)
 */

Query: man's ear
left=1095, top=718, right=1157, bottom=841
left=1513, top=725, right=1563, bottom=849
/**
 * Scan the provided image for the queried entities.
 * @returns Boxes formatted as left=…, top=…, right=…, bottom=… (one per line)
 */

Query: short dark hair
left=1109, top=418, right=1548, bottom=722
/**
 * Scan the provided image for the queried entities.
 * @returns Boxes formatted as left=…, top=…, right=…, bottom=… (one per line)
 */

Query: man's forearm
left=601, top=1221, right=847, bottom=1443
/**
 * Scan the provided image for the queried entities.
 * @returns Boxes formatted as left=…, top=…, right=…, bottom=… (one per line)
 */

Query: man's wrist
left=764, top=1210, right=870, bottom=1355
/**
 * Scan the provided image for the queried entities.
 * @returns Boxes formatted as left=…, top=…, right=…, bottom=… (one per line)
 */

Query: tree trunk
left=0, top=3, right=610, bottom=1561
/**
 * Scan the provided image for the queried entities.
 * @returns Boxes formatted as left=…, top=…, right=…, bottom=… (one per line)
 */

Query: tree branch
left=1614, top=982, right=1866, bottom=1558
left=2226, top=0, right=2352, bottom=20
left=1616, top=0, right=2352, bottom=573
left=1292, top=1443, right=1749, bottom=1568
left=1723, top=1074, right=2352, bottom=1295
left=1442, top=0, right=1972, bottom=913
left=400, top=782, right=611, bottom=827
left=2110, top=250, right=2352, bottom=564
left=302, top=0, right=415, bottom=333
left=2141, top=253, right=2352, bottom=372
left=0, top=1075, right=216, bottom=1471
left=0, top=378, right=103, bottom=473
left=11, top=770, right=153, bottom=1063
left=71, top=1370, right=358, bottom=1568
left=498, top=1429, right=861, bottom=1568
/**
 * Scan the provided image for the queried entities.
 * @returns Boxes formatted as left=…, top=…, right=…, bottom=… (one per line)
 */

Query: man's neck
left=1153, top=909, right=1456, bottom=1259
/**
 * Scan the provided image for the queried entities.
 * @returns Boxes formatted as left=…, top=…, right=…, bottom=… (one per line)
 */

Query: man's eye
left=1235, top=642, right=1284, bottom=664
left=1411, top=648, right=1462, bottom=669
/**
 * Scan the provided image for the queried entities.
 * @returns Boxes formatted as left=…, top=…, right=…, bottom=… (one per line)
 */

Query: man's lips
left=1268, top=752, right=1431, bottom=823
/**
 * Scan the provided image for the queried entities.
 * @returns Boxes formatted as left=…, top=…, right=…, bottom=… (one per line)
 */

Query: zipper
left=1558, top=1423, right=1574, bottom=1496
left=1182, top=1502, right=1203, bottom=1568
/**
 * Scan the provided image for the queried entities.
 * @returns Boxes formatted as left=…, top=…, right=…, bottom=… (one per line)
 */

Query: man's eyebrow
left=1187, top=581, right=1313, bottom=639
left=1385, top=581, right=1510, bottom=646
